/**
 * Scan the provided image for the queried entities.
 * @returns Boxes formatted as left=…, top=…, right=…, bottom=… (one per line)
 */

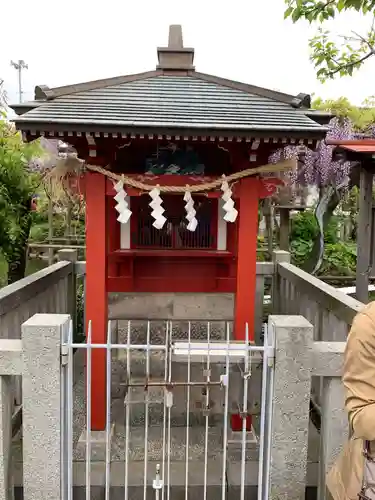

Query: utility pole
left=10, top=59, right=28, bottom=103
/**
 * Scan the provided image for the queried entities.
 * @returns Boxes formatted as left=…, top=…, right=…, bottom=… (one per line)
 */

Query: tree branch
left=305, top=0, right=336, bottom=15
left=327, top=49, right=375, bottom=77
left=303, top=0, right=336, bottom=17
left=351, top=30, right=374, bottom=50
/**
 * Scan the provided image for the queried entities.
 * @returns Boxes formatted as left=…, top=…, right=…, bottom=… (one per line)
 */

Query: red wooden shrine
left=13, top=25, right=327, bottom=430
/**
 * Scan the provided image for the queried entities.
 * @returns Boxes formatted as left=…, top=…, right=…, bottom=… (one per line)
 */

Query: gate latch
left=153, top=464, right=163, bottom=490
left=61, top=345, right=69, bottom=366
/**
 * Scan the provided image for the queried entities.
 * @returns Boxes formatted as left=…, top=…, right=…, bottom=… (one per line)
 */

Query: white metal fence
left=0, top=312, right=349, bottom=500
left=61, top=319, right=275, bottom=500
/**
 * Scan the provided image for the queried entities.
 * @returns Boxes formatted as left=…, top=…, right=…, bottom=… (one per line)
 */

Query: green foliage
left=290, top=210, right=318, bottom=241
left=318, top=241, right=357, bottom=275
left=75, top=281, right=85, bottom=343
left=290, top=211, right=317, bottom=266
left=0, top=254, right=7, bottom=288
left=289, top=209, right=357, bottom=274
left=284, top=0, right=375, bottom=81
left=290, top=238, right=314, bottom=267
left=0, top=118, right=44, bottom=282
left=312, top=96, right=375, bottom=130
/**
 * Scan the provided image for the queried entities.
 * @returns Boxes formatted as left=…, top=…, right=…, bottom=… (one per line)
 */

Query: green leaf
left=292, top=7, right=302, bottom=21
left=284, top=6, right=294, bottom=18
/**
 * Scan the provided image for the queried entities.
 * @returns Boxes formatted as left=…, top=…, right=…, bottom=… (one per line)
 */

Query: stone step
left=62, top=460, right=319, bottom=500
left=110, top=394, right=229, bottom=428
left=74, top=425, right=260, bottom=462
left=112, top=320, right=233, bottom=346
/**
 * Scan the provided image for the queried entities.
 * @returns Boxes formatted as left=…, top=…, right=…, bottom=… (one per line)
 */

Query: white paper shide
left=114, top=179, right=132, bottom=224
left=183, top=191, right=198, bottom=232
left=149, top=187, right=167, bottom=229
left=220, top=177, right=238, bottom=223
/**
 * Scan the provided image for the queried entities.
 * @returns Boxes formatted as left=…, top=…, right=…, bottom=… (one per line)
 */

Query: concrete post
left=22, top=313, right=70, bottom=500
left=58, top=249, right=78, bottom=336
left=268, top=315, right=313, bottom=500
left=272, top=250, right=290, bottom=315
left=0, top=376, right=13, bottom=500
left=318, top=377, right=348, bottom=500
left=279, top=207, right=291, bottom=251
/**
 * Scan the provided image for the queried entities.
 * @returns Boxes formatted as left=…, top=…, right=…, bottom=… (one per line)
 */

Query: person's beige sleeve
left=344, top=302, right=375, bottom=440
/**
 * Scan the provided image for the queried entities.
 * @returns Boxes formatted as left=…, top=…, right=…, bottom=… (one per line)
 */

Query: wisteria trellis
left=268, top=116, right=360, bottom=274
left=268, top=117, right=354, bottom=189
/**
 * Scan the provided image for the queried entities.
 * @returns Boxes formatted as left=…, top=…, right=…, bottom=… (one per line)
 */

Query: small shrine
left=12, top=25, right=327, bottom=430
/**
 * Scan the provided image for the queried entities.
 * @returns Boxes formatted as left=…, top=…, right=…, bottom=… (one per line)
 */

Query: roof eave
left=303, top=109, right=333, bottom=126
left=10, top=101, right=44, bottom=116
left=13, top=118, right=327, bottom=140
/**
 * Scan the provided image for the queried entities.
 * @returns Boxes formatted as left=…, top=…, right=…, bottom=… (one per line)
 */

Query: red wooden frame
left=84, top=167, right=283, bottom=430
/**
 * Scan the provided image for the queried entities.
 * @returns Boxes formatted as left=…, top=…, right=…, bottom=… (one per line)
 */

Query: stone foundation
left=108, top=292, right=235, bottom=321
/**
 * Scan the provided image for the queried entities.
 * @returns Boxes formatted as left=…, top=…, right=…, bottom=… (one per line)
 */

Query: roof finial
left=168, top=25, right=183, bottom=49
left=156, top=25, right=195, bottom=72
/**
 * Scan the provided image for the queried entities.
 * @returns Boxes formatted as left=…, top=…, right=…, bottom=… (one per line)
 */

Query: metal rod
left=69, top=343, right=166, bottom=351
left=258, top=323, right=268, bottom=500
left=28, top=242, right=86, bottom=249
left=124, top=321, right=131, bottom=500
left=60, top=337, right=66, bottom=500
left=67, top=319, right=74, bottom=500
left=203, top=322, right=210, bottom=500
left=167, top=321, right=172, bottom=500
left=143, top=321, right=151, bottom=500
left=105, top=321, right=112, bottom=500
left=67, top=342, right=267, bottom=352
left=120, top=381, right=223, bottom=388
left=184, top=322, right=191, bottom=500
left=264, top=325, right=275, bottom=500
left=86, top=321, right=92, bottom=500
left=221, top=322, right=230, bottom=500
left=240, top=323, right=250, bottom=500
left=161, top=321, right=169, bottom=500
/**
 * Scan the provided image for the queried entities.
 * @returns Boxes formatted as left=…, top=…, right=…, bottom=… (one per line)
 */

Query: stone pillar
left=318, top=377, right=348, bottom=500
left=271, top=250, right=290, bottom=315
left=279, top=207, right=290, bottom=251
left=356, top=167, right=373, bottom=303
left=22, top=313, right=70, bottom=500
left=0, top=376, right=13, bottom=500
left=268, top=315, right=313, bottom=500
left=58, top=248, right=78, bottom=333
left=0, top=338, right=22, bottom=500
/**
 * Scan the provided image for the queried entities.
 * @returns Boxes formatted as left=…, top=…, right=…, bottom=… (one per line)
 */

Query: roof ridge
left=35, top=70, right=163, bottom=100
left=191, top=71, right=310, bottom=108
left=32, top=67, right=312, bottom=111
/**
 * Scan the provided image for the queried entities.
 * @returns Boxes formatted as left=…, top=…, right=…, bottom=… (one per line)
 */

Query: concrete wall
left=108, top=292, right=235, bottom=320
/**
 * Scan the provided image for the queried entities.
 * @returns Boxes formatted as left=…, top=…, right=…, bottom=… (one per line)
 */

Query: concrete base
left=75, top=424, right=116, bottom=461
left=14, top=485, right=318, bottom=500
left=13, top=461, right=319, bottom=500
left=108, top=293, right=235, bottom=321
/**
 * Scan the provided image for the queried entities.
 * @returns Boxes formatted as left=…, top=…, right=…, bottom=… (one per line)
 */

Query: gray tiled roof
left=15, top=75, right=325, bottom=133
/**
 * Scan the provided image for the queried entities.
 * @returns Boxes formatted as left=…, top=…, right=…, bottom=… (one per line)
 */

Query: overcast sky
left=1, top=0, right=374, bottom=107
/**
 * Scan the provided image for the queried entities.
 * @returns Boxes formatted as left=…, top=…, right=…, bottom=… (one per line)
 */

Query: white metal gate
left=61, top=320, right=275, bottom=500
